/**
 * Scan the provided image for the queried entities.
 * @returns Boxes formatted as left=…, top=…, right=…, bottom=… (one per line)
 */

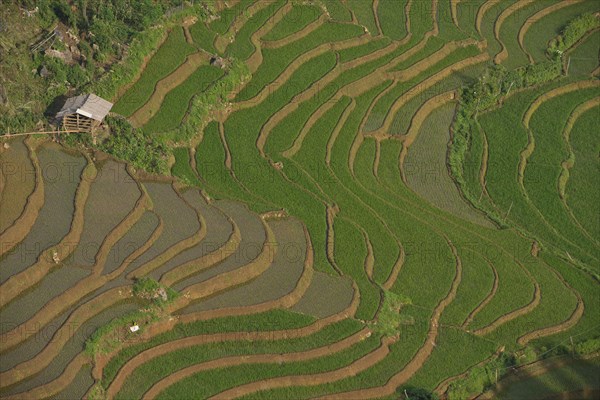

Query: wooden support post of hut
left=55, top=94, right=113, bottom=141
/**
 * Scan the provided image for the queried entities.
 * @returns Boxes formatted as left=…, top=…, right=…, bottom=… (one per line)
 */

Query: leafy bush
left=100, top=116, right=169, bottom=174
left=548, top=13, right=600, bottom=55
left=397, top=386, right=439, bottom=400
left=575, top=337, right=600, bottom=355
left=133, top=277, right=179, bottom=306
left=158, top=59, right=250, bottom=142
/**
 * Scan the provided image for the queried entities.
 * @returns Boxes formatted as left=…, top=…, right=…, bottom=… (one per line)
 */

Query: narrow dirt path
left=0, top=155, right=96, bottom=309
left=1, top=353, right=89, bottom=400
left=143, top=328, right=372, bottom=400
left=479, top=127, right=490, bottom=198
left=159, top=221, right=241, bottom=287
left=472, top=261, right=540, bottom=336
left=391, top=39, right=479, bottom=81
left=0, top=285, right=130, bottom=387
left=262, top=13, right=329, bottom=50
left=518, top=81, right=600, bottom=256
left=376, top=51, right=489, bottom=137
left=398, top=91, right=456, bottom=182
left=557, top=97, right=600, bottom=245
left=0, top=138, right=45, bottom=257
left=493, top=0, right=536, bottom=64
left=450, top=0, right=460, bottom=28
left=434, top=346, right=503, bottom=397
left=316, top=238, right=463, bottom=399
left=0, top=189, right=150, bottom=349
left=245, top=1, right=293, bottom=74
left=113, top=29, right=171, bottom=103
left=105, top=282, right=362, bottom=398
left=461, top=255, right=499, bottom=329
left=127, top=187, right=208, bottom=279
left=381, top=243, right=405, bottom=291
left=129, top=51, right=211, bottom=127
left=517, top=258, right=584, bottom=346
left=326, top=204, right=343, bottom=276
left=210, top=336, right=396, bottom=400
left=518, top=0, right=584, bottom=64
left=238, top=32, right=376, bottom=112
left=373, top=0, right=383, bottom=36
left=476, top=0, right=502, bottom=35
left=373, top=139, right=381, bottom=177
left=214, top=0, right=273, bottom=54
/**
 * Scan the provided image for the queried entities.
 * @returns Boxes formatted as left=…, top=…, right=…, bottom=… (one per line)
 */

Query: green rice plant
left=223, top=52, right=338, bottom=272
left=456, top=0, right=487, bottom=38
left=495, top=0, right=553, bottom=70
left=406, top=0, right=435, bottom=38
left=482, top=259, right=578, bottom=350
left=115, top=319, right=365, bottom=399
left=151, top=334, right=382, bottom=400
left=365, top=43, right=484, bottom=132
left=243, top=306, right=431, bottom=398
left=338, top=36, right=392, bottom=62
left=226, top=0, right=286, bottom=61
left=566, top=105, right=600, bottom=239
left=477, top=0, right=513, bottom=58
left=209, top=0, right=255, bottom=34
left=377, top=0, right=409, bottom=40
left=437, top=0, right=470, bottom=41
left=346, top=0, right=378, bottom=34
left=389, top=36, right=445, bottom=71
left=236, top=21, right=364, bottom=101
left=195, top=121, right=271, bottom=210
left=438, top=249, right=496, bottom=327
left=534, top=253, right=600, bottom=348
left=323, top=0, right=353, bottom=22
left=262, top=4, right=323, bottom=42
left=112, top=27, right=196, bottom=117
left=366, top=139, right=536, bottom=321
left=189, top=22, right=217, bottom=53
left=524, top=87, right=600, bottom=257
left=264, top=44, right=411, bottom=156
left=333, top=217, right=380, bottom=320
left=408, top=327, right=498, bottom=390
left=568, top=30, right=600, bottom=77
left=478, top=81, right=597, bottom=268
left=142, top=65, right=224, bottom=134
left=523, top=1, right=600, bottom=63
left=102, top=309, right=316, bottom=387
left=403, top=101, right=492, bottom=226
left=171, top=147, right=201, bottom=186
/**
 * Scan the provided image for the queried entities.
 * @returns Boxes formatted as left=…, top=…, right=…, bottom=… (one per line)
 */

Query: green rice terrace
left=0, top=0, right=599, bottom=399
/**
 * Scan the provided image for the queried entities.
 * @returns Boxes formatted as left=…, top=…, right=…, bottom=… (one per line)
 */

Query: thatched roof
left=56, top=93, right=113, bottom=122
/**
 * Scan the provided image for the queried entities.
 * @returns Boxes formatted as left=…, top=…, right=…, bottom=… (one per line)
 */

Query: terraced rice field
left=1, top=1, right=599, bottom=399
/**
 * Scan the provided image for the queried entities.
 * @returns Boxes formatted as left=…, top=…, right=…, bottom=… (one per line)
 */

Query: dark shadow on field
left=489, top=356, right=600, bottom=400
left=44, top=94, right=69, bottom=118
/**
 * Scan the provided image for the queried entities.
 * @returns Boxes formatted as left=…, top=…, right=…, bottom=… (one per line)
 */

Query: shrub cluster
left=548, top=12, right=600, bottom=55
left=449, top=12, right=597, bottom=210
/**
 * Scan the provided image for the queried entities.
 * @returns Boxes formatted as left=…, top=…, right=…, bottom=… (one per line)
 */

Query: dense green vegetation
left=2, top=2, right=599, bottom=400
